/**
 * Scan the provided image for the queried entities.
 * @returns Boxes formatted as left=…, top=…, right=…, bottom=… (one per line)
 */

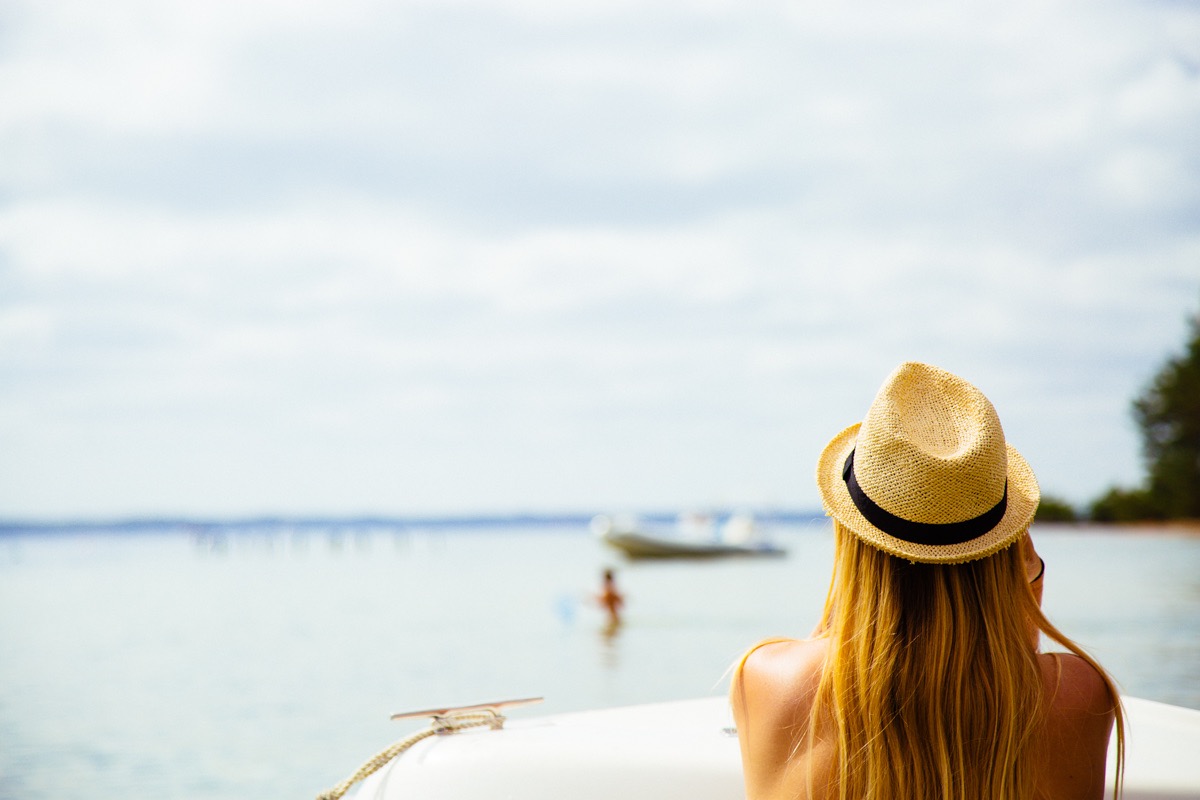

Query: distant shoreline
left=1037, top=519, right=1200, bottom=534
left=3, top=513, right=1198, bottom=537
left=0, top=509, right=829, bottom=536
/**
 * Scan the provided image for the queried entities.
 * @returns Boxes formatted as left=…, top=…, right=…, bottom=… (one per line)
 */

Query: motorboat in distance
left=591, top=512, right=787, bottom=560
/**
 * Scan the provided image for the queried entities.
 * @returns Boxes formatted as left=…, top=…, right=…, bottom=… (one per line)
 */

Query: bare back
left=731, top=638, right=831, bottom=800
left=731, top=639, right=1116, bottom=800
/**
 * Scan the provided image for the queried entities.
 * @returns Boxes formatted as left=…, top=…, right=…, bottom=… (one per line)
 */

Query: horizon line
left=0, top=507, right=828, bottom=534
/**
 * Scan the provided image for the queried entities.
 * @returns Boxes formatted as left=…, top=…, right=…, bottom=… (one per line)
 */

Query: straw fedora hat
left=816, top=362, right=1040, bottom=563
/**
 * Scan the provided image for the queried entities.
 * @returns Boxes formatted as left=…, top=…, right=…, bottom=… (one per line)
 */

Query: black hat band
left=842, top=449, right=1008, bottom=546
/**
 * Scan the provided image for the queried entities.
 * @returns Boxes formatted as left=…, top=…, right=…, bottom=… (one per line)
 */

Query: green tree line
left=1036, top=305, right=1200, bottom=523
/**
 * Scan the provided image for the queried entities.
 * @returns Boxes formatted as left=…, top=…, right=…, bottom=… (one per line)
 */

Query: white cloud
left=1, top=0, right=1198, bottom=517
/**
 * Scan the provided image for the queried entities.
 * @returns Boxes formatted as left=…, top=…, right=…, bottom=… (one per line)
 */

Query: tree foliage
left=1088, top=486, right=1160, bottom=522
left=1090, top=308, right=1200, bottom=521
left=1132, top=310, right=1200, bottom=518
left=1034, top=494, right=1078, bottom=522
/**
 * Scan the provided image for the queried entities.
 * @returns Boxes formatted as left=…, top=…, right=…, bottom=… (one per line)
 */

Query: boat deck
left=346, top=695, right=1200, bottom=799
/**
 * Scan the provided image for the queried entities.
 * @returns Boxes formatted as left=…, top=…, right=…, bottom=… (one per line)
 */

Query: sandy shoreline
left=1036, top=519, right=1200, bottom=534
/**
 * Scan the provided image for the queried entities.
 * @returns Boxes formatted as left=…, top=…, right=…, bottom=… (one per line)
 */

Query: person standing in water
left=597, top=568, right=624, bottom=628
left=731, top=362, right=1124, bottom=800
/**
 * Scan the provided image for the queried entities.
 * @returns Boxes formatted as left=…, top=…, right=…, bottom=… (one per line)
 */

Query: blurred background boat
left=592, top=512, right=787, bottom=559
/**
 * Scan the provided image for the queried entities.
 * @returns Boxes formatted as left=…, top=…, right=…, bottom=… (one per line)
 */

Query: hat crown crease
left=854, top=367, right=1008, bottom=526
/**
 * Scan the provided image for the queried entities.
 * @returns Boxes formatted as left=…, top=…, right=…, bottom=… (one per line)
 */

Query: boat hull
left=601, top=530, right=786, bottom=559
left=344, top=695, right=1200, bottom=799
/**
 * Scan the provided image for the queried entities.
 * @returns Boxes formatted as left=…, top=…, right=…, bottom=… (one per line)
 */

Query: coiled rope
left=316, top=709, right=507, bottom=800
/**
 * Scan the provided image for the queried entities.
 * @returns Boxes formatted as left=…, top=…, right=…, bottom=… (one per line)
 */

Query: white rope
left=316, top=710, right=505, bottom=800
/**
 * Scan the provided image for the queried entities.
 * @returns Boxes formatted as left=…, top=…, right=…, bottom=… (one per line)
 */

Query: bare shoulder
left=731, top=638, right=829, bottom=799
left=737, top=638, right=826, bottom=696
left=1039, top=652, right=1119, bottom=720
left=1034, top=652, right=1118, bottom=800
left=732, top=637, right=827, bottom=728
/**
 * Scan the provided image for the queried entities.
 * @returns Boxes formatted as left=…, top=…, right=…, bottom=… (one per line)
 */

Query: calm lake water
left=0, top=521, right=1196, bottom=800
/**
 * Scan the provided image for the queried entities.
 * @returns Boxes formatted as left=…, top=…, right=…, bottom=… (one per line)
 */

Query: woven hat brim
left=815, top=423, right=1040, bottom=564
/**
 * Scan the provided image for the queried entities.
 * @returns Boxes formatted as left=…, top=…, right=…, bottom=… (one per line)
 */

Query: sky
left=1, top=0, right=1198, bottom=520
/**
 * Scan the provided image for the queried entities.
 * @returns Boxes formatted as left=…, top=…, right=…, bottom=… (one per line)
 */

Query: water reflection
left=600, top=618, right=622, bottom=669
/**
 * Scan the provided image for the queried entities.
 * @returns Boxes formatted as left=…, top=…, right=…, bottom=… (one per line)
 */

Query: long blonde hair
left=807, top=522, right=1124, bottom=800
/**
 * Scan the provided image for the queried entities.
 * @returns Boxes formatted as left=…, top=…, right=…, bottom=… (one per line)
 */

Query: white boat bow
left=336, top=694, right=1200, bottom=800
